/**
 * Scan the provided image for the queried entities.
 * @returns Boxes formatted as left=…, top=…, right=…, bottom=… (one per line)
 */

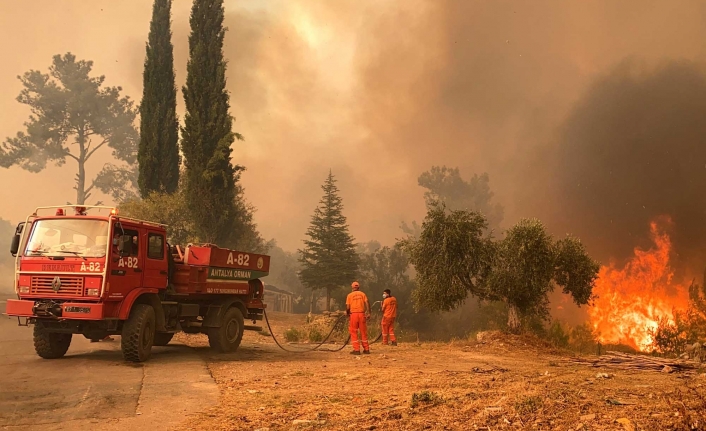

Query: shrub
left=410, top=391, right=444, bottom=408
left=308, top=327, right=324, bottom=343
left=649, top=308, right=704, bottom=356
left=515, top=395, right=543, bottom=416
left=546, top=320, right=569, bottom=348
left=284, top=328, right=301, bottom=342
left=568, top=323, right=599, bottom=354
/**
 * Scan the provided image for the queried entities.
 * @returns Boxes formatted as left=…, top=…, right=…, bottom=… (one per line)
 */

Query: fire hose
left=263, top=302, right=384, bottom=354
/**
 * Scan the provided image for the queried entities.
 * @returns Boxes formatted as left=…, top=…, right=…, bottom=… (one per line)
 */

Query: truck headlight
left=86, top=288, right=99, bottom=296
left=18, top=286, right=29, bottom=294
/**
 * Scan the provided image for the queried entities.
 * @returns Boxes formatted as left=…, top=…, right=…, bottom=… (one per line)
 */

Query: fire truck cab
left=5, top=205, right=270, bottom=362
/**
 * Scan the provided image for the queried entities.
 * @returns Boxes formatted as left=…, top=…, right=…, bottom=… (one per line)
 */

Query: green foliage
left=650, top=308, right=705, bottom=356
left=298, top=172, right=359, bottom=310
left=488, top=219, right=598, bottom=332
left=308, top=327, right=324, bottom=343
left=355, top=242, right=419, bottom=325
left=119, top=187, right=196, bottom=246
left=0, top=53, right=138, bottom=204
left=404, top=207, right=599, bottom=333
left=650, top=278, right=706, bottom=356
left=138, top=0, right=180, bottom=196
left=546, top=320, right=570, bottom=348
left=357, top=243, right=411, bottom=291
left=119, top=179, right=267, bottom=252
left=553, top=236, right=600, bottom=306
left=418, top=166, right=504, bottom=231
left=486, top=219, right=556, bottom=329
left=650, top=312, right=692, bottom=356
left=181, top=0, right=245, bottom=246
left=400, top=203, right=493, bottom=312
left=568, top=323, right=600, bottom=354
left=283, top=328, right=301, bottom=342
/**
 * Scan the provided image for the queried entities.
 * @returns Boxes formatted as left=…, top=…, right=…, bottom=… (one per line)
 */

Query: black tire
left=121, top=304, right=156, bottom=362
left=207, top=307, right=244, bottom=353
left=153, top=332, right=174, bottom=346
left=33, top=325, right=72, bottom=359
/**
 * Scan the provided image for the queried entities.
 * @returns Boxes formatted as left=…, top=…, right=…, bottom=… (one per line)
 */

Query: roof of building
left=264, top=284, right=294, bottom=296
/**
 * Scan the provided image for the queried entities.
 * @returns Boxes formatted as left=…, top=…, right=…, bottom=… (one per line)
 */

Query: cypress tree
left=181, top=0, right=243, bottom=245
left=298, top=172, right=360, bottom=311
left=138, top=0, right=179, bottom=196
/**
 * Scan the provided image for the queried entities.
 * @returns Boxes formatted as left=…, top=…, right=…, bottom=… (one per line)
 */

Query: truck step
left=244, top=325, right=263, bottom=332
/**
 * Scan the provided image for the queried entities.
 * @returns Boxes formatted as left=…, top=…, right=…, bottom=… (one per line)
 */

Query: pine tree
left=138, top=0, right=179, bottom=196
left=298, top=172, right=359, bottom=311
left=181, top=0, right=244, bottom=245
left=0, top=53, right=138, bottom=205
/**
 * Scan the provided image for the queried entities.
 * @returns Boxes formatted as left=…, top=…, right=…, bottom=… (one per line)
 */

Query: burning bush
left=649, top=282, right=706, bottom=356
left=588, top=218, right=691, bottom=351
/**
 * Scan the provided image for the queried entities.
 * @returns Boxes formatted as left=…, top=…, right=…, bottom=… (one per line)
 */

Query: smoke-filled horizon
left=2, top=0, right=706, bottom=280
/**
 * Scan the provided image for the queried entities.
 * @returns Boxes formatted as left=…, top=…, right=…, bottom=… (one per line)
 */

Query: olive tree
left=400, top=203, right=494, bottom=312
left=485, top=219, right=599, bottom=332
left=403, top=206, right=599, bottom=333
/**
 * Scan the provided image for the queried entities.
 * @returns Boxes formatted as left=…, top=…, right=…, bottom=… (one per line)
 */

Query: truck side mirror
left=10, top=234, right=20, bottom=256
left=117, top=235, right=132, bottom=256
left=10, top=222, right=25, bottom=257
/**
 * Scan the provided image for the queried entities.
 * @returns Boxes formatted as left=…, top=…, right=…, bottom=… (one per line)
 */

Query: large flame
left=588, top=218, right=690, bottom=351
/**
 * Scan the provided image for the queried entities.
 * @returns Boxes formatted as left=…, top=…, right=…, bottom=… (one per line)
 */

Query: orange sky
left=2, top=1, right=706, bottom=252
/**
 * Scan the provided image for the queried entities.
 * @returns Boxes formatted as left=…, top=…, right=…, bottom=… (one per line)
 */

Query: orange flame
left=588, top=218, right=690, bottom=351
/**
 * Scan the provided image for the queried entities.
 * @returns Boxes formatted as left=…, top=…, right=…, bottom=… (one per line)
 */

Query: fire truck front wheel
left=33, top=326, right=72, bottom=359
left=208, top=307, right=244, bottom=353
left=121, top=304, right=156, bottom=362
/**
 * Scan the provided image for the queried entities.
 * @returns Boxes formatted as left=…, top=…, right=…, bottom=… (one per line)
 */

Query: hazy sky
left=2, top=0, right=706, bottom=257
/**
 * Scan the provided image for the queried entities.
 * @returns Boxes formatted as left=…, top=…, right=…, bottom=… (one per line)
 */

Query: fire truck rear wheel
left=121, top=304, right=156, bottom=362
left=208, top=307, right=244, bottom=353
left=33, top=326, right=72, bottom=359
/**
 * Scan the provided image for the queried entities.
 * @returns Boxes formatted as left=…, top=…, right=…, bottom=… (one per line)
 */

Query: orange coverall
left=381, top=296, right=398, bottom=345
left=346, top=290, right=370, bottom=352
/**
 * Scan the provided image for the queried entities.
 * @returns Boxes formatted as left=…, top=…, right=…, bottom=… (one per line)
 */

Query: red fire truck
left=4, top=205, right=270, bottom=362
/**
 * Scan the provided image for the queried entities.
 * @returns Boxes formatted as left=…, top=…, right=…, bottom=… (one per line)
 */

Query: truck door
left=108, top=223, right=144, bottom=301
left=143, top=229, right=168, bottom=289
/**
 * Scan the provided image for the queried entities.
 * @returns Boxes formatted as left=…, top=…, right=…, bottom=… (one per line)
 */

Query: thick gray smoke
left=547, top=61, right=706, bottom=277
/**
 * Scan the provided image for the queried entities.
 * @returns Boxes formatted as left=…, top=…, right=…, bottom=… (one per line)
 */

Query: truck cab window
left=114, top=228, right=139, bottom=256
left=148, top=234, right=164, bottom=260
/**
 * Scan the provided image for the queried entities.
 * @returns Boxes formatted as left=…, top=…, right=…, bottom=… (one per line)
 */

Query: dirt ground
left=173, top=312, right=706, bottom=431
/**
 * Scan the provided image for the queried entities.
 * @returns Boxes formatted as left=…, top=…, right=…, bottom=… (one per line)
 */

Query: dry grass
left=173, top=313, right=706, bottom=431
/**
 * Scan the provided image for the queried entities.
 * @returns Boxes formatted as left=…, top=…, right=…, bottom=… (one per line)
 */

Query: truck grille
left=30, top=276, right=84, bottom=296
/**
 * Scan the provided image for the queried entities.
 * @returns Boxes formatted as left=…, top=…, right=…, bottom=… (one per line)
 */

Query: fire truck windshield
left=24, top=219, right=109, bottom=259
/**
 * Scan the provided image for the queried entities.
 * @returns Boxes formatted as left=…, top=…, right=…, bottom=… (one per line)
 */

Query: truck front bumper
left=5, top=299, right=105, bottom=320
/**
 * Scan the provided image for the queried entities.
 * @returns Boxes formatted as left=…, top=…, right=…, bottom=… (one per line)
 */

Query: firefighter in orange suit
left=346, top=281, right=371, bottom=355
left=381, top=289, right=398, bottom=346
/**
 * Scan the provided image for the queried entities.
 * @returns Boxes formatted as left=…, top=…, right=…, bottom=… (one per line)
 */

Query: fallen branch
left=568, top=351, right=699, bottom=372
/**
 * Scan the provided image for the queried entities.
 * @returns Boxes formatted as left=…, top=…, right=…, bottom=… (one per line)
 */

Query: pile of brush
left=569, top=351, right=700, bottom=373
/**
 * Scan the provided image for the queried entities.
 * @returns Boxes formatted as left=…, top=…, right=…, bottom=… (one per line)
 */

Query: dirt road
left=0, top=298, right=218, bottom=431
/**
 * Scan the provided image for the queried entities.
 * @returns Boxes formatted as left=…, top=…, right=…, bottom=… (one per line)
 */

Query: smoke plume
left=548, top=61, right=706, bottom=278
left=1, top=0, right=706, bottom=262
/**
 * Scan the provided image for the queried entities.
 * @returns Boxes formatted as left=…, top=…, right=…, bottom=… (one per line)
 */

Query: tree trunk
left=507, top=304, right=521, bottom=334
left=326, top=287, right=331, bottom=312
left=309, top=290, right=315, bottom=314
left=75, top=131, right=87, bottom=205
